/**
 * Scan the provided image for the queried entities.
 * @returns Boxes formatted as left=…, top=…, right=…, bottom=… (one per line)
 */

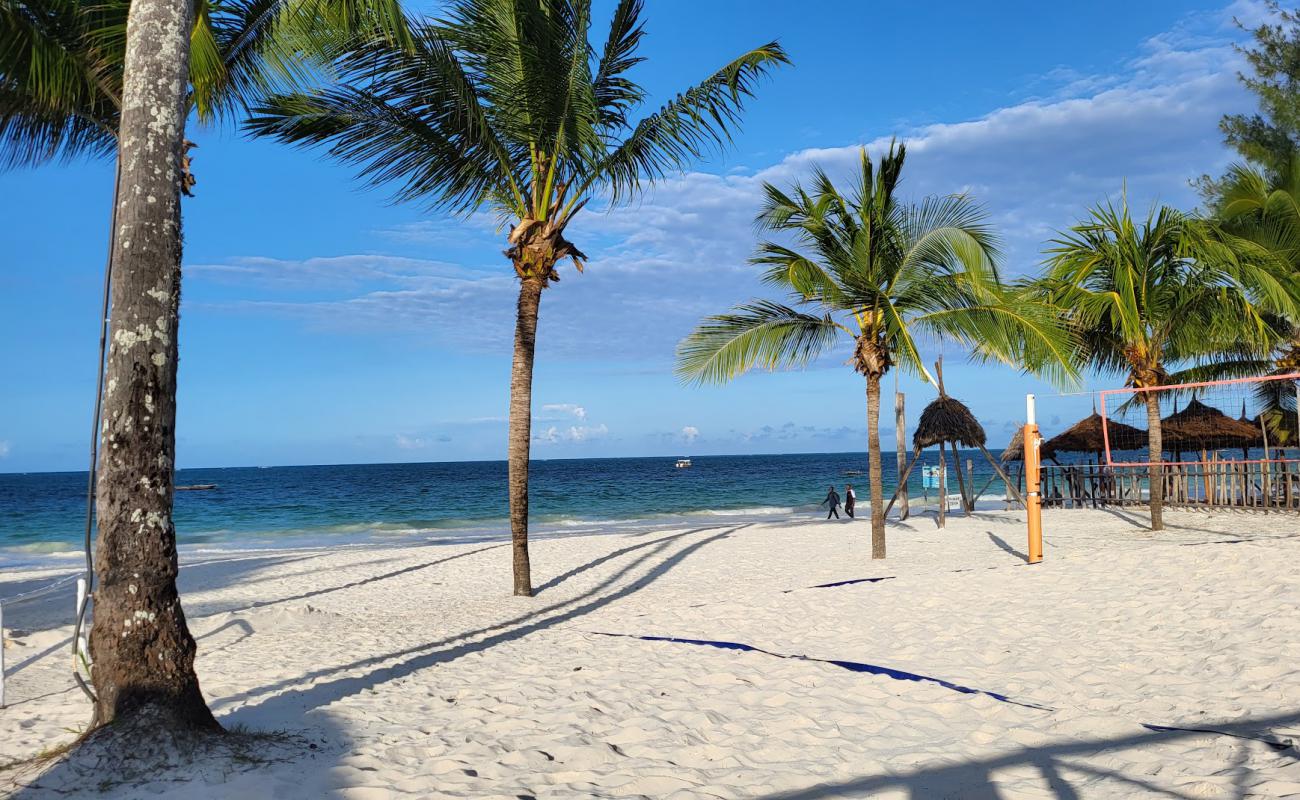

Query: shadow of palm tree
left=235, top=543, right=505, bottom=612
left=219, top=524, right=746, bottom=725
left=754, top=709, right=1300, bottom=799
left=533, top=525, right=727, bottom=594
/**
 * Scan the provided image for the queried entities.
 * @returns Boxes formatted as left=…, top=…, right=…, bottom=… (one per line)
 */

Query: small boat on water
left=675, top=458, right=692, bottom=469
left=842, top=469, right=863, bottom=476
left=177, top=484, right=218, bottom=491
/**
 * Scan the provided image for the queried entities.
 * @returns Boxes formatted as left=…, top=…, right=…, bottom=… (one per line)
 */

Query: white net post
left=1, top=601, right=6, bottom=709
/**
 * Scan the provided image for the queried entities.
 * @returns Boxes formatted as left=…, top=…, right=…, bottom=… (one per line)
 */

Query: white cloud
left=681, top=426, right=699, bottom=444
left=540, top=403, right=587, bottom=421
left=395, top=433, right=451, bottom=449
left=534, top=423, right=609, bottom=445
left=186, top=2, right=1260, bottom=365
left=188, top=254, right=477, bottom=288
left=0, top=440, right=9, bottom=458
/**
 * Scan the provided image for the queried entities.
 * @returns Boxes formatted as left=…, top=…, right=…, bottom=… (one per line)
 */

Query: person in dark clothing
left=844, top=484, right=856, bottom=518
left=822, top=485, right=841, bottom=519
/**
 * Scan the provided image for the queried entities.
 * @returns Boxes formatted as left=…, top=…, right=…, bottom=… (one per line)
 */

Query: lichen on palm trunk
left=87, top=0, right=216, bottom=733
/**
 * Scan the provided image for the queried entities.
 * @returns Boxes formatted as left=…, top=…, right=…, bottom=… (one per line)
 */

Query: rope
left=0, top=573, right=81, bottom=606
left=68, top=153, right=122, bottom=715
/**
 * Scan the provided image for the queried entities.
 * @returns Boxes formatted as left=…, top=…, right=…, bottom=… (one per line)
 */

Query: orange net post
left=1024, top=394, right=1043, bottom=564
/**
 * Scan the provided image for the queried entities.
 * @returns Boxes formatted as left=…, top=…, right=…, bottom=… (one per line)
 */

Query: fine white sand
left=4, top=507, right=1300, bottom=798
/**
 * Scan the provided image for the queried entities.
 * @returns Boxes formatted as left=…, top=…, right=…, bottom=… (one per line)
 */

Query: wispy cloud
left=539, top=403, right=587, bottom=421
left=185, top=2, right=1256, bottom=370
left=534, top=423, right=609, bottom=445
left=0, top=440, right=10, bottom=458
left=394, top=433, right=450, bottom=450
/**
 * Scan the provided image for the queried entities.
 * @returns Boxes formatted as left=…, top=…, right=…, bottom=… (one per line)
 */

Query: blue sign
left=921, top=465, right=944, bottom=489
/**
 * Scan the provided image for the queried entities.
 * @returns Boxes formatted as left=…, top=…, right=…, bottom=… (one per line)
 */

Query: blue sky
left=0, top=0, right=1271, bottom=471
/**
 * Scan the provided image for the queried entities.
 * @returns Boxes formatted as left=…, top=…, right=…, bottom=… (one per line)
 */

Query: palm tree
left=0, top=0, right=407, bottom=167
left=676, top=143, right=1074, bottom=559
left=246, top=0, right=789, bottom=596
left=83, top=0, right=220, bottom=734
left=1, top=0, right=405, bottom=736
left=1214, top=158, right=1300, bottom=441
left=1039, top=198, right=1292, bottom=530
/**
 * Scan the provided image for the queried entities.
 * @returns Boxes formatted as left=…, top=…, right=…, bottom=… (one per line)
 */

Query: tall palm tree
left=1039, top=199, right=1292, bottom=530
left=1, top=0, right=405, bottom=736
left=246, top=0, right=789, bottom=596
left=676, top=143, right=1074, bottom=559
left=84, top=0, right=217, bottom=734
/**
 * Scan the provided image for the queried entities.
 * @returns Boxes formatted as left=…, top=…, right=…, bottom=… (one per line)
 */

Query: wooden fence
left=1037, top=460, right=1300, bottom=510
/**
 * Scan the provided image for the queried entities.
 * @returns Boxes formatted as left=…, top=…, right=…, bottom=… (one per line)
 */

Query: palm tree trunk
left=866, top=373, right=886, bottom=559
left=507, top=275, right=544, bottom=597
left=1144, top=391, right=1164, bottom=531
left=88, top=0, right=217, bottom=732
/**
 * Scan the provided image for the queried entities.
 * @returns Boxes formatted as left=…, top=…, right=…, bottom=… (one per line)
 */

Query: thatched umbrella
left=1001, top=427, right=1024, bottom=463
left=1040, top=412, right=1145, bottom=463
left=1162, top=398, right=1261, bottom=455
left=998, top=426, right=1026, bottom=508
left=1237, top=402, right=1267, bottom=458
left=885, top=364, right=1024, bottom=519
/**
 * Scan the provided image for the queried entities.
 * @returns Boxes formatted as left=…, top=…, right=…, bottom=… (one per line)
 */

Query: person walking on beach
left=844, top=484, right=856, bottom=518
left=822, top=485, right=842, bottom=519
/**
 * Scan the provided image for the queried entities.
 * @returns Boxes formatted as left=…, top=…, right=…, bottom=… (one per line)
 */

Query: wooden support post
left=883, top=446, right=924, bottom=517
left=950, top=442, right=971, bottom=517
left=938, top=449, right=947, bottom=529
left=895, top=391, right=909, bottom=521
left=975, top=444, right=1025, bottom=507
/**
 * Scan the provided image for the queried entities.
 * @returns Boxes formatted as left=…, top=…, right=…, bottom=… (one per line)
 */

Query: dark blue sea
left=0, top=451, right=1011, bottom=567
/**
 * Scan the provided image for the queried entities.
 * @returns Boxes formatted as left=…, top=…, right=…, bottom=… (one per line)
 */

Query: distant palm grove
left=3, top=0, right=1300, bottom=767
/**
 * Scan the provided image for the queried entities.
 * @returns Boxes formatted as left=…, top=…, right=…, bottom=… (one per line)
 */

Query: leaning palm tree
left=247, top=0, right=789, bottom=596
left=1038, top=198, right=1292, bottom=530
left=1, top=0, right=405, bottom=738
left=676, top=143, right=1074, bottom=559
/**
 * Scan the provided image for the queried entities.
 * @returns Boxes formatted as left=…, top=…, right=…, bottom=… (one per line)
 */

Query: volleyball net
left=1098, top=373, right=1300, bottom=467
left=1024, top=373, right=1300, bottom=512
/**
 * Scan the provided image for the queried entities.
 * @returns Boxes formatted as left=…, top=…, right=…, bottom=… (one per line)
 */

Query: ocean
left=0, top=451, right=1013, bottom=567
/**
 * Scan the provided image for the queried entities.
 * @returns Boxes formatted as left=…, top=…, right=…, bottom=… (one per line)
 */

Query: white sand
left=4, top=507, right=1300, bottom=798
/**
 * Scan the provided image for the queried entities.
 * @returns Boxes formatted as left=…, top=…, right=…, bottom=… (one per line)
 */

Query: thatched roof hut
left=1162, top=399, right=1261, bottom=449
left=1040, top=412, right=1145, bottom=461
left=913, top=394, right=986, bottom=450
left=1001, top=427, right=1025, bottom=462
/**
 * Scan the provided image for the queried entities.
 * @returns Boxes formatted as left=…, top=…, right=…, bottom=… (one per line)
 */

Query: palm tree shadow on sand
left=7, top=525, right=745, bottom=796
left=751, top=709, right=1300, bottom=799
left=213, top=524, right=746, bottom=727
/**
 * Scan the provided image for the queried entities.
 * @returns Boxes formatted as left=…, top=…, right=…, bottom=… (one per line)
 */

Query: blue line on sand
left=591, top=632, right=1051, bottom=711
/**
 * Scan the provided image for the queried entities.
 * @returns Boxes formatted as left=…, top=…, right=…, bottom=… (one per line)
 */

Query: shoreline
left=0, top=491, right=1007, bottom=570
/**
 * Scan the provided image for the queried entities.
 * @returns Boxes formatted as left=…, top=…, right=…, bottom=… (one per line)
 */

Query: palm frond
left=676, top=300, right=842, bottom=385
left=587, top=41, right=789, bottom=203
left=246, top=20, right=524, bottom=212
left=591, top=0, right=643, bottom=132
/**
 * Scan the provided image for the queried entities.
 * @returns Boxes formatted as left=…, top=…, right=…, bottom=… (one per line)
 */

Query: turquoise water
left=0, top=451, right=1011, bottom=566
